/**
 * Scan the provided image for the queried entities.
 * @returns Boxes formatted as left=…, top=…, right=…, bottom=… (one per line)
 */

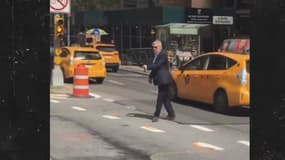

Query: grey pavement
left=50, top=65, right=147, bottom=95
left=119, top=64, right=150, bottom=75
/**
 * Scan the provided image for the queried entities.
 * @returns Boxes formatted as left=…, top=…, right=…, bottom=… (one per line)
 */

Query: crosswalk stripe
left=237, top=140, right=250, bottom=146
left=107, top=80, right=124, bottom=86
left=190, top=125, right=214, bottom=132
left=140, top=125, right=165, bottom=133
left=89, top=93, right=101, bottom=98
left=102, top=115, right=121, bottom=119
left=103, top=98, right=115, bottom=102
left=193, top=142, right=224, bottom=151
left=72, top=106, right=86, bottom=111
left=50, top=100, right=60, bottom=103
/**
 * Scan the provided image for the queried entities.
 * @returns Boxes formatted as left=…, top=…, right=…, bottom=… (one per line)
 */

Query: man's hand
left=142, top=64, right=147, bottom=72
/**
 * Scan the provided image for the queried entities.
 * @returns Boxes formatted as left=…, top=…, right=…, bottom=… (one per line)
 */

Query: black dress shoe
left=152, top=116, right=159, bottom=122
left=166, top=116, right=175, bottom=121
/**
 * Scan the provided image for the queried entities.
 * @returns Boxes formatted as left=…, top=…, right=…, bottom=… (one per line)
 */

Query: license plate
left=104, top=56, right=112, bottom=59
left=85, top=65, right=93, bottom=68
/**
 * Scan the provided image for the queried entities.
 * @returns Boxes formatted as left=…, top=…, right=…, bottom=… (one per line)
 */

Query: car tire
left=95, top=78, right=104, bottom=84
left=113, top=66, right=119, bottom=72
left=214, top=90, right=229, bottom=114
left=64, top=77, right=73, bottom=83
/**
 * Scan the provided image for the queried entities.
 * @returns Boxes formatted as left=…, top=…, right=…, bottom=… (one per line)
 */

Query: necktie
left=153, top=55, right=157, bottom=64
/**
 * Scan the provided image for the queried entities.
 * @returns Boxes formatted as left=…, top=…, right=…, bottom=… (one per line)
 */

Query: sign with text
left=50, top=0, right=70, bottom=13
left=213, top=16, right=233, bottom=25
left=186, top=8, right=212, bottom=24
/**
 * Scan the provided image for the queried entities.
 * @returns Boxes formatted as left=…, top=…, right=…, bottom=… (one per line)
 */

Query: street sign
left=50, top=0, right=70, bottom=14
left=213, top=16, right=233, bottom=25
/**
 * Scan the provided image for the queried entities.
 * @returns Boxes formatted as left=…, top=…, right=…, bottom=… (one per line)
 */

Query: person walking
left=143, top=40, right=176, bottom=122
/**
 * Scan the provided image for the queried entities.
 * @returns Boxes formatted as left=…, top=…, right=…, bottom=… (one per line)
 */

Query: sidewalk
left=119, top=65, right=150, bottom=75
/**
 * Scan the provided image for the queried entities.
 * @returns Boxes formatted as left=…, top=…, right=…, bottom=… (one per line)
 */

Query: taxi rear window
left=74, top=51, right=101, bottom=60
left=96, top=46, right=116, bottom=52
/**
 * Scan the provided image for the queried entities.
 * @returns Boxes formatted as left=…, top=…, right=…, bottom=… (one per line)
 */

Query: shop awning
left=155, top=23, right=209, bottom=35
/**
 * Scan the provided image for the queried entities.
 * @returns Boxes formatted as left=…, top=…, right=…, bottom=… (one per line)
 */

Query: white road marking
left=102, top=115, right=121, bottom=119
left=50, top=99, right=60, bottom=103
left=89, top=93, right=101, bottom=98
left=107, top=80, right=124, bottom=86
left=50, top=94, right=68, bottom=99
left=125, top=105, right=136, bottom=110
left=103, top=98, right=115, bottom=102
left=237, top=140, right=250, bottom=146
left=50, top=96, right=67, bottom=100
left=50, top=93, right=68, bottom=97
left=190, top=125, right=214, bottom=132
left=140, top=126, right=165, bottom=133
left=71, top=106, right=86, bottom=111
left=193, top=142, right=224, bottom=151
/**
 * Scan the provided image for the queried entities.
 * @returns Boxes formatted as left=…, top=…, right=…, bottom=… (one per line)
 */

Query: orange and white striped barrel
left=73, top=64, right=89, bottom=97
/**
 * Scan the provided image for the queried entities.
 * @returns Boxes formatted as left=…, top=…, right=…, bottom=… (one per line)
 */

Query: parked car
left=171, top=51, right=250, bottom=113
left=57, top=46, right=107, bottom=83
left=94, top=43, right=121, bottom=72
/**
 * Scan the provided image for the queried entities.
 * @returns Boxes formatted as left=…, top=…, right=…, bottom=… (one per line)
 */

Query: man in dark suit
left=143, top=40, right=176, bottom=122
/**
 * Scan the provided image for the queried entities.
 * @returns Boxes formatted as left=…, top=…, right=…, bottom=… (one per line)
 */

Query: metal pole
left=67, top=13, right=71, bottom=46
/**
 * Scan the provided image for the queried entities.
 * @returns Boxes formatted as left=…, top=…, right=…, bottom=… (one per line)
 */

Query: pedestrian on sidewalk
left=143, top=40, right=176, bottom=122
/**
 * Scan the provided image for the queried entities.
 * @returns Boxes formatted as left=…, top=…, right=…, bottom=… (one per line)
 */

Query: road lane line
left=50, top=93, right=68, bottom=97
left=107, top=80, right=124, bottom=86
left=89, top=93, right=101, bottom=98
left=190, top=125, right=214, bottom=132
left=103, top=98, right=115, bottom=102
left=71, top=106, right=86, bottom=111
left=237, top=140, right=250, bottom=146
left=140, top=125, right=165, bottom=133
left=50, top=94, right=68, bottom=99
left=50, top=96, right=67, bottom=100
left=102, top=115, right=121, bottom=119
left=50, top=100, right=60, bottom=103
left=193, top=142, right=224, bottom=151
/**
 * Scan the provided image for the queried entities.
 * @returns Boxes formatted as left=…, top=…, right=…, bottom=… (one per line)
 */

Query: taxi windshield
left=96, top=46, right=116, bottom=52
left=74, top=51, right=101, bottom=60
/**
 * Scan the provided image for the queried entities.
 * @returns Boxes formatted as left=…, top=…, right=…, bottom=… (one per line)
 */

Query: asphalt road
left=50, top=69, right=249, bottom=160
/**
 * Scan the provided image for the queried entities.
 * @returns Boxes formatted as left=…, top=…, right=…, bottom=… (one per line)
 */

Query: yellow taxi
left=171, top=52, right=250, bottom=113
left=57, top=46, right=107, bottom=83
left=94, top=43, right=121, bottom=72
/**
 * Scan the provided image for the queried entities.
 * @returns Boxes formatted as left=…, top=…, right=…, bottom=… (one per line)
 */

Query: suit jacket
left=147, top=50, right=174, bottom=86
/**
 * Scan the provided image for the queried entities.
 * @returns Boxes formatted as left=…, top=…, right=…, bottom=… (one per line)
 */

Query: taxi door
left=176, top=56, right=209, bottom=101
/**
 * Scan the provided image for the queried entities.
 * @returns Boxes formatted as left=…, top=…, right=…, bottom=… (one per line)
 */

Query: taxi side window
left=207, top=55, right=236, bottom=70
left=184, top=56, right=208, bottom=70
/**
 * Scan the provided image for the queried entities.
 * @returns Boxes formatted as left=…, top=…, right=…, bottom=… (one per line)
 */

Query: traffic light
left=55, top=15, right=64, bottom=40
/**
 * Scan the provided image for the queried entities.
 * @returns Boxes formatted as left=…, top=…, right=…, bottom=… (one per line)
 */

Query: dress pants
left=154, top=84, right=175, bottom=117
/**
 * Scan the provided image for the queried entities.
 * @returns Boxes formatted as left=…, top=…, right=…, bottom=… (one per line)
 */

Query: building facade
left=73, top=0, right=253, bottom=54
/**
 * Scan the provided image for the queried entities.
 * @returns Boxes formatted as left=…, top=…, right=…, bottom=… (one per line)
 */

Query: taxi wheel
left=113, top=66, right=119, bottom=72
left=214, top=90, right=229, bottom=114
left=95, top=78, right=104, bottom=84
